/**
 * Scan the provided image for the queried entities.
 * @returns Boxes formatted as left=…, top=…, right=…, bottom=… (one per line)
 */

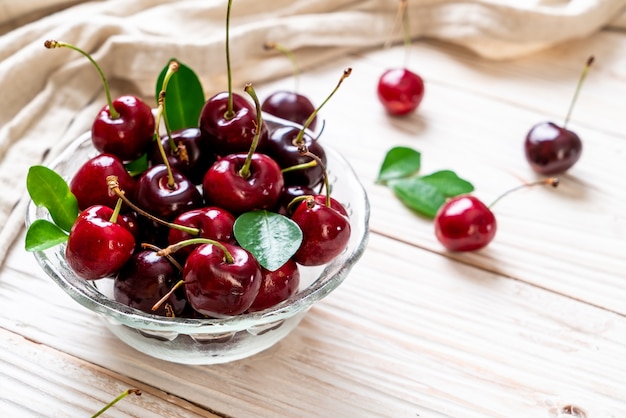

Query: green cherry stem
left=44, top=40, right=120, bottom=119
left=281, top=160, right=318, bottom=174
left=239, top=83, right=263, bottom=179
left=106, top=175, right=200, bottom=236
left=108, top=198, right=124, bottom=224
left=294, top=67, right=352, bottom=146
left=563, top=55, right=594, bottom=129
left=154, top=92, right=177, bottom=189
left=160, top=60, right=180, bottom=150
left=225, top=0, right=235, bottom=119
left=142, top=243, right=184, bottom=272
left=157, top=238, right=235, bottom=263
left=400, top=0, right=411, bottom=67
left=264, top=41, right=300, bottom=92
left=91, top=389, right=141, bottom=418
left=488, top=177, right=559, bottom=209
left=299, top=149, right=331, bottom=207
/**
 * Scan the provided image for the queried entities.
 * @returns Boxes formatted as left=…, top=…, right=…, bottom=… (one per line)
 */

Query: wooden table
left=1, top=25, right=625, bottom=417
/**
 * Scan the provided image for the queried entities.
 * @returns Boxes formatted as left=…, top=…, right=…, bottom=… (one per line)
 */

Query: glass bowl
left=25, top=114, right=370, bottom=365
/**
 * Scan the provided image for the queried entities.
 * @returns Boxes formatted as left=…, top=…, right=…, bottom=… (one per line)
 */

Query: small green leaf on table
left=25, top=219, right=69, bottom=251
left=389, top=178, right=446, bottom=219
left=156, top=58, right=205, bottom=131
left=234, top=210, right=303, bottom=272
left=419, top=170, right=475, bottom=197
left=26, top=165, right=78, bottom=232
left=376, top=146, right=421, bottom=183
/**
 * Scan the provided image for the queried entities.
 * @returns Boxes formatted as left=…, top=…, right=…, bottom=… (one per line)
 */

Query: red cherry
left=434, top=195, right=497, bottom=252
left=202, top=153, right=284, bottom=215
left=91, top=95, right=155, bottom=161
left=70, top=153, right=136, bottom=211
left=183, top=243, right=262, bottom=317
left=247, top=259, right=300, bottom=312
left=261, top=90, right=317, bottom=130
left=524, top=121, right=582, bottom=175
left=291, top=195, right=351, bottom=266
left=168, top=206, right=236, bottom=258
left=377, top=68, right=425, bottom=116
left=65, top=205, right=136, bottom=280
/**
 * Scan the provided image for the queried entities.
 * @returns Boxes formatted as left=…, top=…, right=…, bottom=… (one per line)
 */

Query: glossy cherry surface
left=91, top=95, right=155, bottom=162
left=202, top=153, right=284, bottom=215
left=183, top=243, right=262, bottom=317
left=291, top=195, right=351, bottom=266
left=65, top=205, right=136, bottom=280
left=261, top=90, right=317, bottom=130
left=70, top=153, right=137, bottom=211
left=114, top=249, right=187, bottom=317
left=434, top=195, right=497, bottom=252
left=377, top=68, right=424, bottom=116
left=198, top=92, right=268, bottom=156
left=168, top=206, right=237, bottom=258
left=524, top=121, right=583, bottom=175
left=247, top=259, right=300, bottom=312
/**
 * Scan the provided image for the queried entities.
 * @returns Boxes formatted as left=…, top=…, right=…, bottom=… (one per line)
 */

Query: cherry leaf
left=234, top=210, right=303, bottom=271
left=389, top=178, right=446, bottom=218
left=376, top=146, right=421, bottom=183
left=25, top=219, right=69, bottom=251
left=124, top=153, right=149, bottom=177
left=26, top=165, right=78, bottom=232
left=419, top=170, right=475, bottom=197
left=156, top=58, right=205, bottom=131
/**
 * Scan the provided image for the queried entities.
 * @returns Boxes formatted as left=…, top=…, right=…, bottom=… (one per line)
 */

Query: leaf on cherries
left=25, top=219, right=69, bottom=251
left=376, top=146, right=421, bottom=183
left=234, top=210, right=303, bottom=271
left=378, top=147, right=474, bottom=218
left=26, top=165, right=78, bottom=232
left=156, top=58, right=205, bottom=131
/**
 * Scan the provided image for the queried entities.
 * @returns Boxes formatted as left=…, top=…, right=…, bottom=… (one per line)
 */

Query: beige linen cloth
left=0, top=0, right=625, bottom=267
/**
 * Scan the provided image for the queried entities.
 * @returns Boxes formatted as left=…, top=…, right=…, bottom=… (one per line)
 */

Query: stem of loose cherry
left=44, top=40, right=120, bottom=119
left=91, top=389, right=141, bottom=418
left=106, top=175, right=200, bottom=236
left=400, top=0, right=411, bottom=67
left=563, top=56, right=594, bottom=129
left=265, top=41, right=300, bottom=92
left=488, top=177, right=559, bottom=209
left=239, top=83, right=263, bottom=179
left=225, top=0, right=235, bottom=120
left=294, top=68, right=352, bottom=147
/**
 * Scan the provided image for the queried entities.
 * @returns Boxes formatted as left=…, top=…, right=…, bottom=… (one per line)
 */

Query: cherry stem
left=154, top=92, right=177, bottom=189
left=294, top=68, right=352, bottom=146
left=160, top=60, right=180, bottom=152
left=106, top=175, right=200, bottom=236
left=108, top=198, right=123, bottom=224
left=400, top=0, right=411, bottom=66
left=142, top=243, right=184, bottom=272
left=265, top=41, right=300, bottom=92
left=157, top=238, right=235, bottom=264
left=45, top=40, right=119, bottom=119
left=564, top=56, right=594, bottom=128
left=225, top=0, right=235, bottom=119
left=281, top=160, right=318, bottom=174
left=238, top=83, right=263, bottom=179
left=299, top=149, right=331, bottom=207
left=152, top=279, right=185, bottom=312
left=489, top=177, right=559, bottom=209
left=91, top=389, right=141, bottom=418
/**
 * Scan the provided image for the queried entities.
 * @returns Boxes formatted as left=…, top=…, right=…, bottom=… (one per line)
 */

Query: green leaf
left=124, top=153, right=149, bottom=177
left=26, top=165, right=78, bottom=232
left=419, top=170, right=474, bottom=197
left=389, top=177, right=447, bottom=219
left=156, top=59, right=205, bottom=131
left=234, top=210, right=303, bottom=271
left=25, top=219, right=69, bottom=251
left=376, top=146, right=421, bottom=183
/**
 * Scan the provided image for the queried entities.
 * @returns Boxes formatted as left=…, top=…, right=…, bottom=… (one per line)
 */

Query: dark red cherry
left=183, top=243, right=262, bottom=317
left=377, top=68, right=424, bottom=116
left=149, top=127, right=215, bottom=184
left=168, top=207, right=236, bottom=258
left=261, top=90, right=317, bottom=130
left=114, top=250, right=187, bottom=317
left=291, top=195, right=351, bottom=266
left=202, top=153, right=284, bottom=215
left=92, top=95, right=155, bottom=161
left=264, top=125, right=326, bottom=188
left=276, top=184, right=316, bottom=216
left=524, top=121, right=582, bottom=175
left=70, top=153, right=137, bottom=211
left=434, top=195, right=497, bottom=252
left=65, top=205, right=136, bottom=280
left=198, top=92, right=268, bottom=156
left=247, top=259, right=300, bottom=312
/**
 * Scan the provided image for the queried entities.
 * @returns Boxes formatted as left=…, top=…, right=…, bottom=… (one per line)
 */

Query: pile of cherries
left=48, top=49, right=352, bottom=320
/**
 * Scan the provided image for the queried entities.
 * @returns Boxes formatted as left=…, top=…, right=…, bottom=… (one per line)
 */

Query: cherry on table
left=377, top=68, right=424, bottom=116
left=434, top=195, right=497, bottom=252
